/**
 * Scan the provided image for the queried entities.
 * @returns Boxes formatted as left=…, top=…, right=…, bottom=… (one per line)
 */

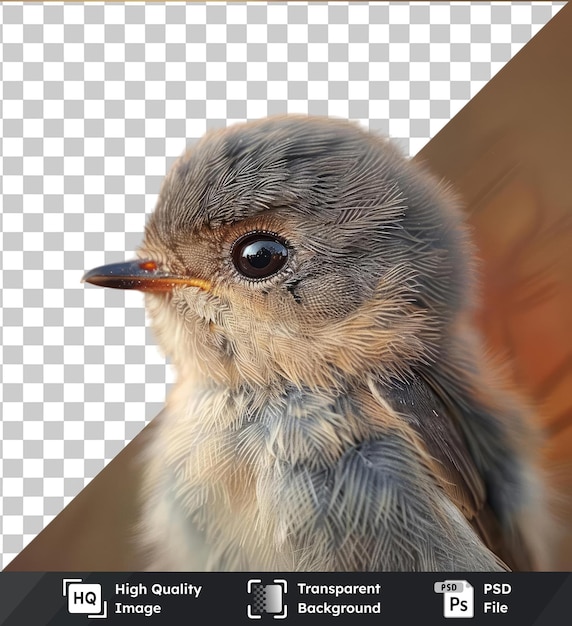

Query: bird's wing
left=375, top=372, right=532, bottom=571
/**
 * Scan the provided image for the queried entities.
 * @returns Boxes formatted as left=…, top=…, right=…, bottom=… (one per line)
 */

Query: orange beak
left=81, top=259, right=211, bottom=293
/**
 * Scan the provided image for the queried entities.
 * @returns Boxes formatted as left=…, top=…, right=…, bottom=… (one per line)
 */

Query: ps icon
left=434, top=580, right=474, bottom=618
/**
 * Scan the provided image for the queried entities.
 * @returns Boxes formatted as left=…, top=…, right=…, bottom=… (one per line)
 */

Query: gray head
left=84, top=115, right=474, bottom=390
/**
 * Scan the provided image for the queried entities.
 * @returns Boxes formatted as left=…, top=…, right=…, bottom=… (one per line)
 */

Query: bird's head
left=84, top=115, right=474, bottom=390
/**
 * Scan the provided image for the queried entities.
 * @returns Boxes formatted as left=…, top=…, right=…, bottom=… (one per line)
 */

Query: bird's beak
left=81, top=259, right=211, bottom=293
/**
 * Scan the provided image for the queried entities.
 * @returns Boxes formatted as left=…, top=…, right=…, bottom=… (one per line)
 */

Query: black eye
left=232, top=233, right=289, bottom=279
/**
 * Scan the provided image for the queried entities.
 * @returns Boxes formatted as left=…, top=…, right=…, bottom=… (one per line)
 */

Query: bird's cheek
left=143, top=291, right=171, bottom=319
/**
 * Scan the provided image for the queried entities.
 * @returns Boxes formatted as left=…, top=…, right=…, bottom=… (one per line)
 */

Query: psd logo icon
left=434, top=580, right=474, bottom=618
left=247, top=579, right=287, bottom=619
left=63, top=578, right=108, bottom=619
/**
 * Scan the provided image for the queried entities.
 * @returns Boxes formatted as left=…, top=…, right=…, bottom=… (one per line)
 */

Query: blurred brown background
left=7, top=3, right=572, bottom=571
left=417, top=1, right=572, bottom=570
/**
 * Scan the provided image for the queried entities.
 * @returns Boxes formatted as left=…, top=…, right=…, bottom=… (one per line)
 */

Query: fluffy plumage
left=84, top=115, right=548, bottom=571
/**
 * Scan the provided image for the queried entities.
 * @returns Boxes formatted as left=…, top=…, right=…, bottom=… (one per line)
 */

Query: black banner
left=0, top=572, right=571, bottom=625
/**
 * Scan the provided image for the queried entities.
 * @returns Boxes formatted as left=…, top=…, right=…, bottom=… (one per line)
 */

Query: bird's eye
left=232, top=233, right=289, bottom=279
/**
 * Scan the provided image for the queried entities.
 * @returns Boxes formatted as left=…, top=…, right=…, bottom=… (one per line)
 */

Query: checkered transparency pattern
left=0, top=2, right=564, bottom=569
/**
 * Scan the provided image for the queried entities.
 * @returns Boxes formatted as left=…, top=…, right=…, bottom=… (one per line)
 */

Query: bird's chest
left=156, top=380, right=368, bottom=569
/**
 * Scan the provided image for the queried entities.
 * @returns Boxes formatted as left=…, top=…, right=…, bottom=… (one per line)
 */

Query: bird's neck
left=153, top=370, right=379, bottom=570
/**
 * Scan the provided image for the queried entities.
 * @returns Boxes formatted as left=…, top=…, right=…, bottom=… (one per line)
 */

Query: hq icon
left=63, top=578, right=108, bottom=619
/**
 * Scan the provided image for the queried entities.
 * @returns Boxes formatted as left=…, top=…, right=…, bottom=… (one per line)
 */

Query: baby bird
left=83, top=115, right=547, bottom=571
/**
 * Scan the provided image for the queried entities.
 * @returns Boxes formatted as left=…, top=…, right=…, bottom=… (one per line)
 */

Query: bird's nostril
left=139, top=260, right=158, bottom=272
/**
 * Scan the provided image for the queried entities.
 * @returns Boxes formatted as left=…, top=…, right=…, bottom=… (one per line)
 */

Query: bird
left=83, top=115, right=549, bottom=571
